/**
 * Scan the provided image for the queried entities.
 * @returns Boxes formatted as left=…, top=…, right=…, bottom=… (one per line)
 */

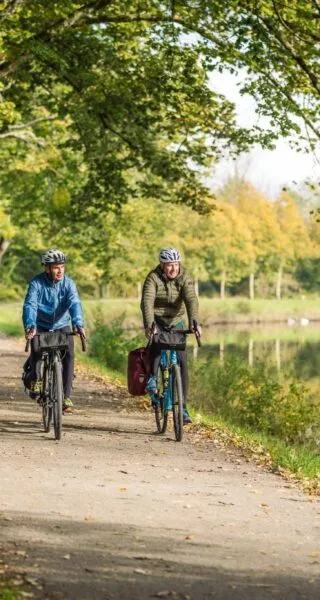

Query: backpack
left=22, top=357, right=33, bottom=390
left=127, top=347, right=151, bottom=396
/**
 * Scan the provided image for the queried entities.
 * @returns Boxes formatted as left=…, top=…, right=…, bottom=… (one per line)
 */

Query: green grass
left=0, top=303, right=23, bottom=337
left=190, top=411, right=320, bottom=487
left=2, top=296, right=320, bottom=334
left=84, top=296, right=320, bottom=327
left=0, top=587, right=21, bottom=600
left=75, top=350, right=126, bottom=385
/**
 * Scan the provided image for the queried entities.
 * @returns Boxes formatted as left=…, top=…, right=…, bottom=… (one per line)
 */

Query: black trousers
left=30, top=326, right=74, bottom=399
left=150, top=342, right=189, bottom=406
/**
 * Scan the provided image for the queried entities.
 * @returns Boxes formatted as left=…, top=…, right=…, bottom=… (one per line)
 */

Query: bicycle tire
left=154, top=367, right=168, bottom=434
left=172, top=364, right=184, bottom=442
left=52, top=357, right=63, bottom=441
left=42, top=362, right=52, bottom=433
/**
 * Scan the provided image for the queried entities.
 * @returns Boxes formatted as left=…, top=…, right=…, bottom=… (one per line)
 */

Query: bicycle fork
left=160, top=350, right=178, bottom=412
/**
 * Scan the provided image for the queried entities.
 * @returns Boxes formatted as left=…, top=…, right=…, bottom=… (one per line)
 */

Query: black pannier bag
left=153, top=329, right=186, bottom=351
left=22, top=356, right=33, bottom=390
left=34, top=331, right=69, bottom=351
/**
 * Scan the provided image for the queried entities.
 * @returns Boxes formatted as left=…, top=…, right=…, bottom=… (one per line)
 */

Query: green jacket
left=141, top=265, right=199, bottom=329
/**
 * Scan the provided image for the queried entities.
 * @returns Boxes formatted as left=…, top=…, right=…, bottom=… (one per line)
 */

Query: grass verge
left=189, top=410, right=320, bottom=495
left=0, top=586, right=21, bottom=600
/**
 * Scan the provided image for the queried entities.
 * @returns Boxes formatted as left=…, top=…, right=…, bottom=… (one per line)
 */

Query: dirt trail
left=0, top=336, right=319, bottom=600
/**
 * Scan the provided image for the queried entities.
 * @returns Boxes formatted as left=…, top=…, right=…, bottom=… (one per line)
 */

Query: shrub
left=88, top=311, right=144, bottom=374
left=189, top=357, right=320, bottom=446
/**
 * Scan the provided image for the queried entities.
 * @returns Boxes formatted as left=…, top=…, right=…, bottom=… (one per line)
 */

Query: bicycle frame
left=159, top=349, right=179, bottom=412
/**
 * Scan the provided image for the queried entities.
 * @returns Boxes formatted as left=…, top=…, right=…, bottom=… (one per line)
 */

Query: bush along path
left=0, top=336, right=319, bottom=600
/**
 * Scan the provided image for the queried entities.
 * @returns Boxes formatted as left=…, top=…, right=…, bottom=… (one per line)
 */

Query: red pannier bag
left=127, top=346, right=151, bottom=396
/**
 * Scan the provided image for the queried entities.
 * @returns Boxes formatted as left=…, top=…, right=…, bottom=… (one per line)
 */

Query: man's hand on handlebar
left=191, top=324, right=202, bottom=336
left=74, top=326, right=86, bottom=338
left=25, top=326, right=36, bottom=340
left=145, top=324, right=157, bottom=339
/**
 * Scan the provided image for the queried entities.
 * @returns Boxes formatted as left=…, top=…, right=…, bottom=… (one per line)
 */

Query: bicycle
left=25, top=331, right=86, bottom=440
left=148, top=320, right=201, bottom=442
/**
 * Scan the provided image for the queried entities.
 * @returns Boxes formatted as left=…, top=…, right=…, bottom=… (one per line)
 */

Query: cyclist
left=22, top=249, right=85, bottom=414
left=141, top=247, right=199, bottom=424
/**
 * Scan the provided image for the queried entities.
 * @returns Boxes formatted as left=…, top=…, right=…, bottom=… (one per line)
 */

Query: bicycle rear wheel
left=52, top=358, right=63, bottom=440
left=42, top=363, right=52, bottom=433
left=154, top=367, right=168, bottom=434
left=172, top=364, right=184, bottom=442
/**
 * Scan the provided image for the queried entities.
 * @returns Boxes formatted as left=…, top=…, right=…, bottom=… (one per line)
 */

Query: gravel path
left=0, top=337, right=319, bottom=599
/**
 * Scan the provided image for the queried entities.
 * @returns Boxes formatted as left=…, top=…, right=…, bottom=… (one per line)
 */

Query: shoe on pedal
left=29, top=379, right=42, bottom=400
left=183, top=408, right=192, bottom=424
left=146, top=375, right=158, bottom=395
left=63, top=398, right=73, bottom=414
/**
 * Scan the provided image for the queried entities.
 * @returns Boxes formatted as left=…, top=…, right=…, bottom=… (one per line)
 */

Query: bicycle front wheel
left=52, top=358, right=63, bottom=441
left=172, top=364, right=184, bottom=442
left=154, top=367, right=168, bottom=434
left=42, top=363, right=52, bottom=433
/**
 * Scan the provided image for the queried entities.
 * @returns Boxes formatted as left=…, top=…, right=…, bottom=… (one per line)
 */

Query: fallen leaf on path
left=119, top=487, right=128, bottom=492
left=184, top=535, right=193, bottom=541
left=133, top=568, right=148, bottom=575
left=11, top=578, right=24, bottom=586
left=24, top=577, right=42, bottom=589
left=153, top=592, right=178, bottom=598
left=63, top=554, right=71, bottom=560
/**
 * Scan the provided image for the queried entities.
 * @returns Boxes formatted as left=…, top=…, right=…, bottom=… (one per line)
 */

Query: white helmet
left=41, top=249, right=67, bottom=265
left=159, top=247, right=181, bottom=263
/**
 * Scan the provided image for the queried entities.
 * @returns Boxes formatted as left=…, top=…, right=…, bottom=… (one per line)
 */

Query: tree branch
left=5, top=114, right=58, bottom=131
left=259, top=16, right=320, bottom=96
left=261, top=70, right=320, bottom=140
left=0, top=131, right=46, bottom=145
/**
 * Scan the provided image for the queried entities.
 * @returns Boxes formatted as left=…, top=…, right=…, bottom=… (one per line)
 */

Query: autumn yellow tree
left=0, top=201, right=15, bottom=263
left=273, top=191, right=313, bottom=299
left=220, top=179, right=285, bottom=299
left=201, top=200, right=253, bottom=298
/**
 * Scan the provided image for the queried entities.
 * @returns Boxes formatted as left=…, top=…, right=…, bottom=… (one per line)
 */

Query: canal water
left=191, top=322, right=320, bottom=381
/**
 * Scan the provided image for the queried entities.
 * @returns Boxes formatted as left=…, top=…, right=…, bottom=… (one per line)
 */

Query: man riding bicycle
left=22, top=249, right=85, bottom=414
left=141, top=247, right=199, bottom=424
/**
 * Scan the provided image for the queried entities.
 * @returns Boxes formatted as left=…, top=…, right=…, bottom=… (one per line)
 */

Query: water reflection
left=190, top=323, right=320, bottom=381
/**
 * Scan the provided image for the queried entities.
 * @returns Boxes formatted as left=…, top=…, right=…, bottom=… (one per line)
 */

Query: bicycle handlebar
left=147, top=319, right=202, bottom=348
left=25, top=331, right=87, bottom=352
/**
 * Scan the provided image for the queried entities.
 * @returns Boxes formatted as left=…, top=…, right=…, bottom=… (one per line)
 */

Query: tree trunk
left=137, top=281, right=142, bottom=299
left=249, top=272, right=255, bottom=301
left=0, top=239, right=10, bottom=263
left=248, top=338, right=253, bottom=367
left=276, top=265, right=283, bottom=300
left=275, top=338, right=281, bottom=371
left=220, top=271, right=226, bottom=299
left=219, top=341, right=224, bottom=365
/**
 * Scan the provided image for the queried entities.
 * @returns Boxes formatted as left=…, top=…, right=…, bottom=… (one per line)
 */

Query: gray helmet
left=41, top=249, right=67, bottom=265
left=159, top=247, right=181, bottom=263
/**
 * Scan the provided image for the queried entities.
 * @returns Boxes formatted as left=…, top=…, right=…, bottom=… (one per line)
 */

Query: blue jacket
left=22, top=272, right=84, bottom=331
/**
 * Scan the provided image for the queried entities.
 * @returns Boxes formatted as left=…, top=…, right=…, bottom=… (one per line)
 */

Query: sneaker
left=183, top=408, right=192, bottom=424
left=146, top=375, right=158, bottom=395
left=63, top=398, right=73, bottom=414
left=29, top=380, right=42, bottom=400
